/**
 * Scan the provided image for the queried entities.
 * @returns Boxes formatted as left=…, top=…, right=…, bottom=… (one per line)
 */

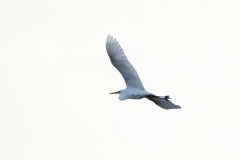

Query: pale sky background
left=0, top=0, right=240, bottom=160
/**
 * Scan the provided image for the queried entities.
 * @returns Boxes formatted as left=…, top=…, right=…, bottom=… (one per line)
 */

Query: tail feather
left=147, top=96, right=181, bottom=110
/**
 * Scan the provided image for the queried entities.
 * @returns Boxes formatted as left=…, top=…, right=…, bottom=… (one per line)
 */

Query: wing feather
left=147, top=96, right=181, bottom=110
left=106, top=35, right=145, bottom=90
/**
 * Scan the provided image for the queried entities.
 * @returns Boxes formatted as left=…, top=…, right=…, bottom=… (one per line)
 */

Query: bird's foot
left=165, top=95, right=171, bottom=99
left=158, top=95, right=172, bottom=102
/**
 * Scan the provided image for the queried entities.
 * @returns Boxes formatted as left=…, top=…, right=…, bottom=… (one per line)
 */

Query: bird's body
left=106, top=35, right=181, bottom=110
left=118, top=88, right=150, bottom=100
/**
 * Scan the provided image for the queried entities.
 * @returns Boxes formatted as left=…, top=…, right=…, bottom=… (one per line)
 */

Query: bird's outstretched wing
left=147, top=96, right=181, bottom=110
left=106, top=35, right=145, bottom=90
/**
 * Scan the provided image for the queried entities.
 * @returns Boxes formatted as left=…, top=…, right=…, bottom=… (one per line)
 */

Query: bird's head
left=109, top=89, right=127, bottom=101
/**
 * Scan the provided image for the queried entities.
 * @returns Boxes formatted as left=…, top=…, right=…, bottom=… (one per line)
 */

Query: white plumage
left=106, top=35, right=181, bottom=110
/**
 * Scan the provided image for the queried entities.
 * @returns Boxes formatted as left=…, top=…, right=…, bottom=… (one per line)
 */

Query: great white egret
left=106, top=35, right=181, bottom=110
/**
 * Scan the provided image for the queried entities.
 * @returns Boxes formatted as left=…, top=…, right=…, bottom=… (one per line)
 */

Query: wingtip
left=106, top=34, right=110, bottom=48
left=164, top=105, right=181, bottom=110
left=170, top=104, right=181, bottom=109
left=106, top=34, right=112, bottom=44
left=176, top=106, right=181, bottom=109
left=106, top=34, right=112, bottom=40
left=106, top=34, right=116, bottom=48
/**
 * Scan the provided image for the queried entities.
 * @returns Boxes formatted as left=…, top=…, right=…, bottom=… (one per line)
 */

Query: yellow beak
left=109, top=91, right=119, bottom=94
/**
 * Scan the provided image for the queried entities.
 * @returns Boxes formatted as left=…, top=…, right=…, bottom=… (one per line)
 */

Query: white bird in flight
left=106, top=35, right=181, bottom=109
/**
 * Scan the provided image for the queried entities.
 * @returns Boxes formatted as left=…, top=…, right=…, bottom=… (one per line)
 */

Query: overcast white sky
left=1, top=0, right=240, bottom=159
